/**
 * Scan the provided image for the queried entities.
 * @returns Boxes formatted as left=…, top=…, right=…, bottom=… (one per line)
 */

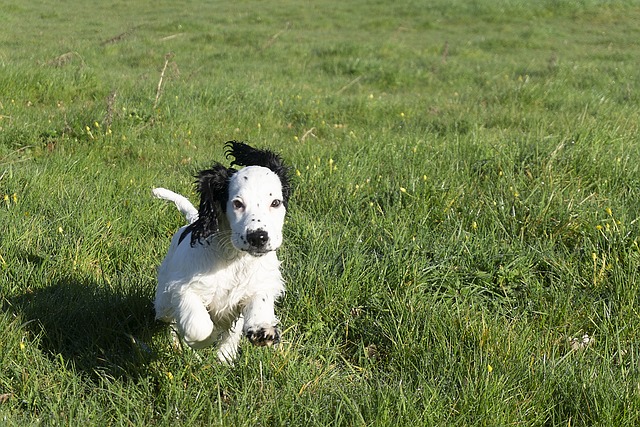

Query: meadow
left=1, top=0, right=640, bottom=425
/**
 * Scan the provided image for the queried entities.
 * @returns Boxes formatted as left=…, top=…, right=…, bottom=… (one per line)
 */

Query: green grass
left=2, top=0, right=640, bottom=424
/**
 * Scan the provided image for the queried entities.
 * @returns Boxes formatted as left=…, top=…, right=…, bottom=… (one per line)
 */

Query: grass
left=2, top=0, right=640, bottom=424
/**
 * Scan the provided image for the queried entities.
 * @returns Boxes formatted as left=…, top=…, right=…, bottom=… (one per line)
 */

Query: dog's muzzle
left=245, top=229, right=270, bottom=255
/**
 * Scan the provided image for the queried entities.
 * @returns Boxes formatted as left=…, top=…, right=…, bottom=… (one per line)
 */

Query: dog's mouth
left=244, top=248, right=271, bottom=257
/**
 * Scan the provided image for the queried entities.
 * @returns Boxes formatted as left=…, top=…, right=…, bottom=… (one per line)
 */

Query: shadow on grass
left=8, top=275, right=160, bottom=381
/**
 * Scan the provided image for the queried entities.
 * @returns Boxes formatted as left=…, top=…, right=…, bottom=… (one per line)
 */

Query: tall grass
left=2, top=0, right=640, bottom=425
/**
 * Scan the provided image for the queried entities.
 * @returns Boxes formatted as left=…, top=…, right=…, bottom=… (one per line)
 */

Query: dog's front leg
left=177, top=291, right=216, bottom=349
left=242, top=294, right=280, bottom=347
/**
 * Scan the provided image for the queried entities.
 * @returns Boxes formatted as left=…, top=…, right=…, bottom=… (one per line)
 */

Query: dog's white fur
left=153, top=162, right=287, bottom=362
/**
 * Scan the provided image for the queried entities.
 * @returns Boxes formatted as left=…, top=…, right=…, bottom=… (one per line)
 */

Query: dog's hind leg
left=217, top=315, right=244, bottom=363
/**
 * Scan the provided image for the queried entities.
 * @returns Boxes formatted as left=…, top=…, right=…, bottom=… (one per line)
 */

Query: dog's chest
left=195, top=256, right=265, bottom=314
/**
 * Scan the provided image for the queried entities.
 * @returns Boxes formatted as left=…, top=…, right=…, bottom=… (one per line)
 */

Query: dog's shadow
left=8, top=274, right=160, bottom=380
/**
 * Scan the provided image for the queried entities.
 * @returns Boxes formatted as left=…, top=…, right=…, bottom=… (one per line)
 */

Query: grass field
left=2, top=0, right=640, bottom=425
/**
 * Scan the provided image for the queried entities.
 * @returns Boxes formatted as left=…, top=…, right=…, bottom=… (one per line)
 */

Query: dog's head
left=184, top=141, right=291, bottom=256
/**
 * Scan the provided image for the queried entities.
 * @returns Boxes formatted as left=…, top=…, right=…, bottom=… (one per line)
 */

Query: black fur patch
left=180, top=164, right=236, bottom=246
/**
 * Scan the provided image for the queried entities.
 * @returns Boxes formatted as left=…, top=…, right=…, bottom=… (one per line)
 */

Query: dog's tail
left=152, top=188, right=199, bottom=224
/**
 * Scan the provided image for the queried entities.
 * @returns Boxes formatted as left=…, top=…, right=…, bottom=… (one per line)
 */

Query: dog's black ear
left=180, top=163, right=236, bottom=246
left=225, top=140, right=292, bottom=207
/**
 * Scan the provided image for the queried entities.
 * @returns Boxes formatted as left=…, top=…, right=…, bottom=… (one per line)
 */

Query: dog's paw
left=245, top=326, right=280, bottom=347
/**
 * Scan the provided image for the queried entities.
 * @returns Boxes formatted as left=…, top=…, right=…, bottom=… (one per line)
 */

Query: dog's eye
left=270, top=199, right=282, bottom=208
left=232, top=200, right=245, bottom=210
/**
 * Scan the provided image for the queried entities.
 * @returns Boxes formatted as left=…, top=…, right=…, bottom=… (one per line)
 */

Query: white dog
left=153, top=141, right=291, bottom=362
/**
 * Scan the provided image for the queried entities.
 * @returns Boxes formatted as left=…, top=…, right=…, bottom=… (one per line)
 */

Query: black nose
left=246, top=230, right=269, bottom=248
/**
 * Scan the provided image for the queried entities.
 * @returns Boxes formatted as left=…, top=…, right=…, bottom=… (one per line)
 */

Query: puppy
left=153, top=141, right=291, bottom=362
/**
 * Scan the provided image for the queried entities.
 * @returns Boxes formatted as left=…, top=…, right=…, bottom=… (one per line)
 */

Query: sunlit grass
left=1, top=0, right=640, bottom=425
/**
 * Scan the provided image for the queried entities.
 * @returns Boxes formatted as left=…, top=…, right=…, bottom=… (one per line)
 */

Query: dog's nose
left=246, top=230, right=269, bottom=248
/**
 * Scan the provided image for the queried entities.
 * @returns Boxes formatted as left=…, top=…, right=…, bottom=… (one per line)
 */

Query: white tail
left=152, top=187, right=199, bottom=224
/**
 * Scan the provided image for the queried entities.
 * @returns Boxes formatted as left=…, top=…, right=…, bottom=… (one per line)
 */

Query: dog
left=153, top=141, right=291, bottom=362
